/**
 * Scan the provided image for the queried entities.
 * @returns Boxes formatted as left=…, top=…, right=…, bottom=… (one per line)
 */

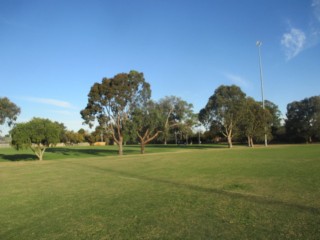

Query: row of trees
left=80, top=71, right=194, bottom=155
left=199, top=85, right=282, bottom=148
left=1, top=70, right=320, bottom=160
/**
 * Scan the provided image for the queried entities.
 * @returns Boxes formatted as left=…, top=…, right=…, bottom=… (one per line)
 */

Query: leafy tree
left=176, top=113, right=198, bottom=144
left=88, top=126, right=112, bottom=145
left=129, top=101, right=162, bottom=154
left=264, top=100, right=282, bottom=129
left=81, top=70, right=151, bottom=155
left=0, top=97, right=21, bottom=128
left=10, top=118, right=62, bottom=160
left=264, top=100, right=282, bottom=140
left=286, top=96, right=320, bottom=143
left=158, top=96, right=194, bottom=144
left=239, top=97, right=272, bottom=147
left=64, top=130, right=85, bottom=145
left=199, top=85, right=246, bottom=148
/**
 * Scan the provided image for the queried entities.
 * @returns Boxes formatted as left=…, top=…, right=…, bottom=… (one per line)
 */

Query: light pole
left=256, top=41, right=267, bottom=147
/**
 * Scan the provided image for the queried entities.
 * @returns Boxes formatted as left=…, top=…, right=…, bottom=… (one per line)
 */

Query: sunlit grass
left=1, top=144, right=320, bottom=239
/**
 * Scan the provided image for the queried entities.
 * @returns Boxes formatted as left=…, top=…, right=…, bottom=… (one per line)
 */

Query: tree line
left=1, top=70, right=319, bottom=160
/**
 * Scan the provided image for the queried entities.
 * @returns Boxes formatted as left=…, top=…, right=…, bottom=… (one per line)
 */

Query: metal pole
left=256, top=41, right=268, bottom=146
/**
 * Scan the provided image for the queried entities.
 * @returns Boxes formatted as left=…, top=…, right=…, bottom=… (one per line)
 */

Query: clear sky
left=1, top=0, right=320, bottom=134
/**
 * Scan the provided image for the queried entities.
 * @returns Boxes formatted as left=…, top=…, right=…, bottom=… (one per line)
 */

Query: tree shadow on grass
left=0, top=154, right=37, bottom=161
left=72, top=161, right=320, bottom=216
left=0, top=147, right=136, bottom=162
left=46, top=147, right=136, bottom=158
left=135, top=144, right=229, bottom=150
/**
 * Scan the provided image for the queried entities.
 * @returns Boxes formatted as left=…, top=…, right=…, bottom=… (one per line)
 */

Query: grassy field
left=1, top=144, right=320, bottom=239
left=0, top=144, right=222, bottom=162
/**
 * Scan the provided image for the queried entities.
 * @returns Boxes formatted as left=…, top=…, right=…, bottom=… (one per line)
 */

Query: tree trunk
left=250, top=137, right=254, bottom=148
left=227, top=135, right=233, bottom=148
left=140, top=143, right=145, bottom=154
left=31, top=145, right=46, bottom=161
left=118, top=136, right=123, bottom=155
left=247, top=136, right=251, bottom=147
left=247, top=136, right=254, bottom=147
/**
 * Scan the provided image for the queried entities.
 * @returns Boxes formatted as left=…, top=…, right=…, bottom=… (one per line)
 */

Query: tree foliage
left=286, top=96, right=320, bottom=143
left=239, top=97, right=272, bottom=147
left=10, top=118, right=62, bottom=160
left=80, top=70, right=151, bottom=155
left=158, top=96, right=194, bottom=144
left=0, top=97, right=21, bottom=128
left=199, top=85, right=246, bottom=148
left=129, top=100, right=162, bottom=153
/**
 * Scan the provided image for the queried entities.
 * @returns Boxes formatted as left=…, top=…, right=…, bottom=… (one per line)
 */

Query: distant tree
left=286, top=96, right=320, bottom=143
left=81, top=70, right=151, bottom=155
left=264, top=100, right=282, bottom=140
left=64, top=130, right=85, bottom=145
left=89, top=126, right=112, bottom=144
left=239, top=97, right=272, bottom=147
left=0, top=97, right=21, bottom=128
left=129, top=101, right=162, bottom=154
left=199, top=85, right=246, bottom=148
left=10, top=118, right=62, bottom=160
left=158, top=96, right=194, bottom=144
left=176, top=114, right=197, bottom=144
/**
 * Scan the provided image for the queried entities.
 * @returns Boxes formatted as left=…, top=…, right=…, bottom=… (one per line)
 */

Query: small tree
left=129, top=101, right=162, bottom=154
left=0, top=97, right=21, bottom=129
left=10, top=118, right=62, bottom=160
left=158, top=96, right=194, bottom=144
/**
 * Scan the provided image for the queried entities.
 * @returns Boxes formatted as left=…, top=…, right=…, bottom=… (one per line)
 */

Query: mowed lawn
left=1, top=145, right=320, bottom=239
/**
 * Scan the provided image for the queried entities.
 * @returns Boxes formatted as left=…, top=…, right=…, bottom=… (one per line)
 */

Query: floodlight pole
left=256, top=41, right=268, bottom=147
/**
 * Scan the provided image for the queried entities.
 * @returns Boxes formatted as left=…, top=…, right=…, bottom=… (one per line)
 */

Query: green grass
left=0, top=144, right=226, bottom=162
left=1, top=144, right=320, bottom=239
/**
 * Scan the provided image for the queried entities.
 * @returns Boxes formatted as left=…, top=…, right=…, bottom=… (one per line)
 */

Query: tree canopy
left=0, top=97, right=21, bottom=128
left=286, top=96, right=320, bottom=143
left=158, top=96, right=194, bottom=144
left=81, top=70, right=151, bottom=155
left=200, top=85, right=246, bottom=148
left=129, top=100, right=162, bottom=153
left=239, top=97, right=272, bottom=147
left=10, top=118, right=62, bottom=160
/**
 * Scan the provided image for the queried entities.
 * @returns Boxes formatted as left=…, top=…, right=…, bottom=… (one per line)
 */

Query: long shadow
left=0, top=147, right=136, bottom=162
left=70, top=161, right=320, bottom=216
left=126, top=144, right=228, bottom=150
left=46, top=147, right=120, bottom=156
left=0, top=154, right=36, bottom=161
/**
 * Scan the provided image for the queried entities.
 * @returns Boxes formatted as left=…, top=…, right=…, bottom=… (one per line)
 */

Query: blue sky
left=1, top=0, right=320, bottom=134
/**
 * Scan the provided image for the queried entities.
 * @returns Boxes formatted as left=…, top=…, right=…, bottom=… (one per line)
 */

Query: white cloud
left=281, top=28, right=306, bottom=60
left=223, top=73, right=250, bottom=88
left=25, top=97, right=76, bottom=109
left=312, top=0, right=320, bottom=22
left=50, top=110, right=74, bottom=116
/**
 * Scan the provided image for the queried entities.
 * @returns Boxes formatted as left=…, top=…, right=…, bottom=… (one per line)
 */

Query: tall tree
left=199, top=85, right=246, bottom=148
left=264, top=100, right=282, bottom=140
left=286, top=96, right=320, bottom=143
left=10, top=118, right=62, bottom=160
left=158, top=96, right=194, bottom=144
left=80, top=70, right=151, bottom=155
left=0, top=97, right=21, bottom=128
left=240, top=97, right=272, bottom=147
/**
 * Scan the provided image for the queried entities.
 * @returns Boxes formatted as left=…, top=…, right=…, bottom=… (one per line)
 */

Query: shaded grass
left=1, top=144, right=320, bottom=239
left=0, top=144, right=226, bottom=162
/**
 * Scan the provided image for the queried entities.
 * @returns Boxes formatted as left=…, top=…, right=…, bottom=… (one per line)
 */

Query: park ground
left=1, top=144, right=320, bottom=239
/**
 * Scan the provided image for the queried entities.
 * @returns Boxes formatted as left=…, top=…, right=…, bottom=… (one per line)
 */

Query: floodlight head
left=256, top=41, right=262, bottom=47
